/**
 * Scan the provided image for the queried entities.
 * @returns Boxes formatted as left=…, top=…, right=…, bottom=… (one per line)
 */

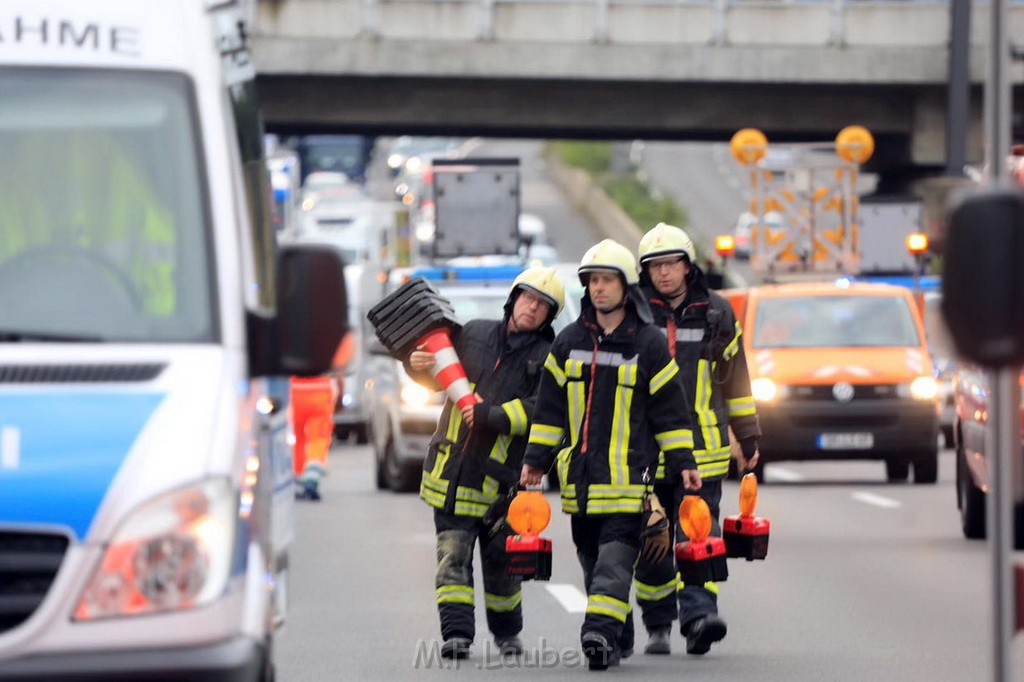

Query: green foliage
left=552, top=141, right=612, bottom=174
left=600, top=175, right=688, bottom=232
left=551, top=140, right=690, bottom=238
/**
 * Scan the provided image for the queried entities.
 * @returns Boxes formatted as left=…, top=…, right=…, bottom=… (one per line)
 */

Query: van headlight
left=898, top=376, right=939, bottom=401
left=75, top=479, right=234, bottom=621
left=751, top=377, right=787, bottom=402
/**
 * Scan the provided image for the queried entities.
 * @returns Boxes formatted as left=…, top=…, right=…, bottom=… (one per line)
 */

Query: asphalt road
left=277, top=444, right=1024, bottom=681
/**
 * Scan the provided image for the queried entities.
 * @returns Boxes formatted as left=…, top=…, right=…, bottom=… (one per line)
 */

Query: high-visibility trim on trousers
left=484, top=591, right=523, bottom=612
left=586, top=594, right=631, bottom=623
left=437, top=584, right=475, bottom=605
left=634, top=577, right=678, bottom=602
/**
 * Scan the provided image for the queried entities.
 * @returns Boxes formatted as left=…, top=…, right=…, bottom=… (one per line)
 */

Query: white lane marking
left=1, top=426, right=19, bottom=470
left=546, top=583, right=588, bottom=613
left=766, top=466, right=804, bottom=482
left=851, top=491, right=902, bottom=509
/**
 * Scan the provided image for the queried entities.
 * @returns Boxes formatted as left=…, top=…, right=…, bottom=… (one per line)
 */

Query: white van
left=0, top=2, right=346, bottom=679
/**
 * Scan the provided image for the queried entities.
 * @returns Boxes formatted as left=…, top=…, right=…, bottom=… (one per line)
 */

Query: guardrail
left=252, top=0, right=1018, bottom=48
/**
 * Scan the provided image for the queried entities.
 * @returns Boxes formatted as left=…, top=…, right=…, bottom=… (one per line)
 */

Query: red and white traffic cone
left=418, top=329, right=479, bottom=410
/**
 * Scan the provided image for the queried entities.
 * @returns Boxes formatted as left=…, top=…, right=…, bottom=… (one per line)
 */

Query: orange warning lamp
left=906, top=232, right=929, bottom=257
left=507, top=491, right=551, bottom=535
left=675, top=495, right=728, bottom=585
left=505, top=491, right=553, bottom=581
left=679, top=495, right=713, bottom=543
left=715, top=235, right=736, bottom=259
left=739, top=472, right=758, bottom=518
left=724, top=473, right=771, bottom=561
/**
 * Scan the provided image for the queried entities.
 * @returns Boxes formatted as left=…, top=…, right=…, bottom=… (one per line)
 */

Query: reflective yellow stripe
left=695, top=359, right=721, bottom=451
left=485, top=591, right=523, bottom=612
left=694, top=446, right=732, bottom=465
left=634, top=577, right=678, bottom=601
left=432, top=408, right=464, bottom=478
left=566, top=359, right=584, bottom=379
left=609, top=368, right=634, bottom=486
left=722, top=321, right=741, bottom=360
left=482, top=434, right=513, bottom=498
left=529, top=423, right=564, bottom=446
left=655, top=428, right=693, bottom=452
left=727, top=396, right=756, bottom=417
left=545, top=353, right=567, bottom=386
left=567, top=377, right=585, bottom=448
left=588, top=484, right=647, bottom=498
left=437, top=585, right=475, bottom=605
left=649, top=360, right=679, bottom=395
left=586, top=595, right=631, bottom=623
left=677, top=579, right=719, bottom=595
left=502, top=399, right=529, bottom=436
left=420, top=485, right=447, bottom=509
left=586, top=498, right=644, bottom=514
left=698, top=461, right=730, bottom=478
left=420, top=471, right=499, bottom=514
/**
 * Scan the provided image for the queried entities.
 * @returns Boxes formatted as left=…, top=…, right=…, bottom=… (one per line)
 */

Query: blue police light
left=411, top=265, right=526, bottom=282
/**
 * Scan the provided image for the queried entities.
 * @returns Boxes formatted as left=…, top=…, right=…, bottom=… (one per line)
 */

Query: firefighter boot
left=581, top=631, right=614, bottom=671
left=685, top=615, right=727, bottom=655
left=441, top=637, right=472, bottom=660
left=495, top=635, right=523, bottom=656
left=643, top=627, right=671, bottom=655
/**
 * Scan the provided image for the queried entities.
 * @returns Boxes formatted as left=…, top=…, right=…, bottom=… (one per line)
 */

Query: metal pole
left=985, top=0, right=1016, bottom=676
left=986, top=369, right=1018, bottom=682
left=946, top=0, right=971, bottom=176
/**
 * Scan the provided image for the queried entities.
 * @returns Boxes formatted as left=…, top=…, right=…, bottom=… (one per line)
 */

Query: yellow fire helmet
left=578, top=239, right=639, bottom=286
left=510, top=266, right=565, bottom=318
left=638, top=222, right=697, bottom=266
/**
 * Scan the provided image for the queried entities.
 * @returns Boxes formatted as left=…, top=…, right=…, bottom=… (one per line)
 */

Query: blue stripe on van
left=0, top=392, right=164, bottom=540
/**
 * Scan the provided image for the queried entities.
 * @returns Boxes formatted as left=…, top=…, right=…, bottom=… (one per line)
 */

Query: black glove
left=739, top=438, right=759, bottom=465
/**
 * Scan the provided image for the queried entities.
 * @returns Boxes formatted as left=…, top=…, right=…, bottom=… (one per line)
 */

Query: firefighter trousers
left=634, top=479, right=723, bottom=634
left=570, top=513, right=641, bottom=652
left=433, top=509, right=523, bottom=642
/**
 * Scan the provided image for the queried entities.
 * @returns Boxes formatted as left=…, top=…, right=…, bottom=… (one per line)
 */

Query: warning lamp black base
left=506, top=534, right=552, bottom=581
left=675, top=538, right=728, bottom=584
left=723, top=516, right=770, bottom=561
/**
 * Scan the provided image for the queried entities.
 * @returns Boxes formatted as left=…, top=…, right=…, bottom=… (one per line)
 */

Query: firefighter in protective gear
left=520, top=239, right=701, bottom=671
left=634, top=222, right=762, bottom=657
left=407, top=266, right=565, bottom=661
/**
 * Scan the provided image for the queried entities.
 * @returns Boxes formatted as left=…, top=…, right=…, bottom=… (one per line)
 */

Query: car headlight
left=387, top=153, right=404, bottom=169
left=75, top=479, right=235, bottom=621
left=401, top=381, right=434, bottom=408
left=415, top=221, right=436, bottom=243
left=899, top=376, right=939, bottom=401
left=751, top=377, right=787, bottom=402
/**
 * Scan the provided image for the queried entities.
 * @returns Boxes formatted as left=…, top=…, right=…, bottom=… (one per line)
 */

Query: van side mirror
left=276, top=244, right=349, bottom=375
left=942, top=188, right=1024, bottom=367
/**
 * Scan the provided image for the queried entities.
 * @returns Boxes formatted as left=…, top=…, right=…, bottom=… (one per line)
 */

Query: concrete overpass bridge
left=247, top=0, right=1024, bottom=184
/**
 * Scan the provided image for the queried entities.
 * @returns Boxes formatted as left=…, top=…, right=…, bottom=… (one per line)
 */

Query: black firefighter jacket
left=523, top=299, right=696, bottom=516
left=642, top=270, right=761, bottom=481
left=412, top=319, right=553, bottom=517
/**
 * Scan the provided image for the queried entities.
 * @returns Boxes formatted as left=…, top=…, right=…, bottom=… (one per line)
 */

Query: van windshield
left=0, top=69, right=216, bottom=343
left=753, top=295, right=921, bottom=349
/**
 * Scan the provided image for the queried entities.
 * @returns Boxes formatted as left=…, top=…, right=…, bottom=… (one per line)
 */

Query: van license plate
left=817, top=433, right=874, bottom=449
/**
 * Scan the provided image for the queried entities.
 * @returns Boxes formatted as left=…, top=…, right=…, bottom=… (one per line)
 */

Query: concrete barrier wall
left=608, top=5, right=715, bottom=44
left=255, top=0, right=1024, bottom=48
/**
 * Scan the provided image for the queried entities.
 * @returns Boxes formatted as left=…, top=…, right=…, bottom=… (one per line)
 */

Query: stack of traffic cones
left=366, top=277, right=461, bottom=358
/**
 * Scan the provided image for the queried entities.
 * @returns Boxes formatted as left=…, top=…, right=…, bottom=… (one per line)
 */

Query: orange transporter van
left=724, top=280, right=940, bottom=483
